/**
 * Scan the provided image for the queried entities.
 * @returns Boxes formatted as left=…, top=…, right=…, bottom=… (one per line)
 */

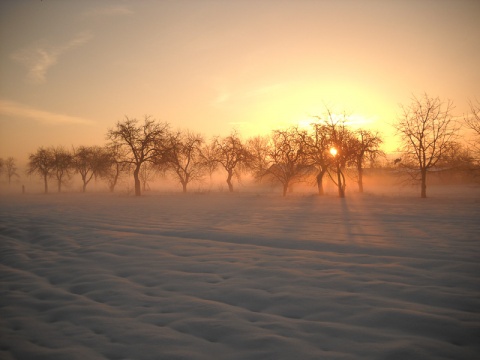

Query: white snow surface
left=1, top=191, right=479, bottom=360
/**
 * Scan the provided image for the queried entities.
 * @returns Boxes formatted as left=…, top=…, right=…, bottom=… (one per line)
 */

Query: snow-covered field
left=1, top=189, right=479, bottom=360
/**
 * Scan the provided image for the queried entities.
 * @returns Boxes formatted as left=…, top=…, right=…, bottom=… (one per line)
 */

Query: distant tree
left=395, top=93, right=459, bottom=198
left=246, top=135, right=270, bottom=180
left=263, top=127, right=311, bottom=196
left=464, top=99, right=480, bottom=169
left=212, top=130, right=251, bottom=192
left=199, top=141, right=219, bottom=185
left=163, top=131, right=206, bottom=193
left=352, top=129, right=383, bottom=193
left=304, top=122, right=334, bottom=195
left=73, top=146, right=111, bottom=192
left=5, top=157, right=20, bottom=185
left=465, top=99, right=480, bottom=137
left=107, top=116, right=169, bottom=196
left=324, top=112, right=357, bottom=198
left=139, top=162, right=157, bottom=192
left=0, top=158, right=4, bottom=177
left=50, top=147, right=73, bottom=192
left=310, top=109, right=358, bottom=198
left=27, top=147, right=54, bottom=194
left=436, top=141, right=475, bottom=174
left=101, top=144, right=129, bottom=192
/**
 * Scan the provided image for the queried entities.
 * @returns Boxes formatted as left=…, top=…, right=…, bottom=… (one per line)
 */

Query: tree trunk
left=82, top=182, right=87, bottom=193
left=337, top=165, right=345, bottom=198
left=43, top=174, right=48, bottom=194
left=109, top=164, right=120, bottom=192
left=420, top=168, right=427, bottom=198
left=57, top=178, right=62, bottom=193
left=134, top=165, right=141, bottom=196
left=227, top=172, right=234, bottom=192
left=182, top=182, right=187, bottom=193
left=316, top=170, right=326, bottom=195
left=357, top=164, right=364, bottom=193
left=282, top=183, right=288, bottom=197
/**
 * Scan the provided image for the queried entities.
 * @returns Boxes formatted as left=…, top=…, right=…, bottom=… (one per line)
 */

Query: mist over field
left=1, top=184, right=479, bottom=359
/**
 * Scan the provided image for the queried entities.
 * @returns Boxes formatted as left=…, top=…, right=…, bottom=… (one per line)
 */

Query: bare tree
left=139, top=162, right=157, bottom=192
left=0, top=158, right=4, bottom=176
left=107, top=116, right=169, bottom=196
left=352, top=130, right=383, bottom=193
left=5, top=157, right=20, bottom=185
left=464, top=99, right=480, bottom=169
left=27, top=147, right=54, bottom=194
left=51, top=147, right=73, bottom=192
left=264, top=127, right=311, bottom=196
left=436, top=141, right=475, bottom=175
left=163, top=131, right=206, bottom=193
left=73, top=146, right=111, bottom=192
left=328, top=121, right=351, bottom=198
left=395, top=93, right=459, bottom=198
left=304, top=122, right=334, bottom=195
left=212, top=130, right=251, bottom=192
left=199, top=141, right=219, bottom=186
left=246, top=135, right=270, bottom=180
left=465, top=99, right=480, bottom=137
left=101, top=144, right=129, bottom=192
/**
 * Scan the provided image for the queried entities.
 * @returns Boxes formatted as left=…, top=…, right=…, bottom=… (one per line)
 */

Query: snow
left=1, top=190, right=479, bottom=360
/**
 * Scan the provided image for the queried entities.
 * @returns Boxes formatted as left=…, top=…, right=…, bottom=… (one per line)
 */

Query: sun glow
left=329, top=147, right=338, bottom=156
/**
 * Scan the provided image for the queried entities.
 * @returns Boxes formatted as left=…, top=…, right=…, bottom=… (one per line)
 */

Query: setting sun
left=330, top=147, right=338, bottom=157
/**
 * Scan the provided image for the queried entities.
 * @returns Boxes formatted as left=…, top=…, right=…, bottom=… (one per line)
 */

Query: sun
left=329, top=147, right=338, bottom=156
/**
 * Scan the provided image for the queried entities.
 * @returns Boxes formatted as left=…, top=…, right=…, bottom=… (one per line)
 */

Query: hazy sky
left=1, top=0, right=479, bottom=162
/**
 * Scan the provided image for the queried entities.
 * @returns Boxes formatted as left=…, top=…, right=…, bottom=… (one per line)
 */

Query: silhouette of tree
left=246, top=135, right=270, bottom=181
left=303, top=122, right=334, bottom=195
left=101, top=144, right=130, bottom=192
left=436, top=141, right=475, bottom=174
left=464, top=99, right=480, bottom=170
left=73, top=146, right=111, bottom=192
left=5, top=157, right=20, bottom=185
left=139, top=162, right=157, bottom=192
left=465, top=99, right=480, bottom=137
left=352, top=130, right=383, bottom=193
left=326, top=115, right=355, bottom=198
left=27, top=147, right=54, bottom=194
left=51, top=147, right=73, bottom=192
left=163, top=131, right=206, bottom=193
left=212, top=130, right=251, bottom=192
left=199, top=141, right=219, bottom=186
left=264, top=127, right=311, bottom=196
left=107, top=116, right=169, bottom=196
left=395, top=93, right=459, bottom=198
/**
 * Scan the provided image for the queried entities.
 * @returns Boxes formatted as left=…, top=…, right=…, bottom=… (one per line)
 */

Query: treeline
left=3, top=94, right=480, bottom=198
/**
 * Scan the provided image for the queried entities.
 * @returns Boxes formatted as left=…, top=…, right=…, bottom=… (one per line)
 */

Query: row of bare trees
left=20, top=94, right=480, bottom=198
left=104, top=112, right=383, bottom=197
left=25, top=146, right=119, bottom=194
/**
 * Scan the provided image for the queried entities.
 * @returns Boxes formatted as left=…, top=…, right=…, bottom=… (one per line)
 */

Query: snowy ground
left=1, top=190, right=479, bottom=360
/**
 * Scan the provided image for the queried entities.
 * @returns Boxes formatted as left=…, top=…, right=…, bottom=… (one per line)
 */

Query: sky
left=1, top=0, right=479, bottom=163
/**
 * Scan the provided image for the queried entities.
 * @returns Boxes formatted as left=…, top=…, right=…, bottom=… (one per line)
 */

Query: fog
left=2, top=164, right=478, bottom=198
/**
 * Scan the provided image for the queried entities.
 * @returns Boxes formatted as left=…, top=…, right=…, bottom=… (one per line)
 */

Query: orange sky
left=1, top=0, right=479, bottom=164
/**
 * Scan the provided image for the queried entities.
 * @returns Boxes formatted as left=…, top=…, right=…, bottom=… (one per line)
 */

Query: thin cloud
left=11, top=31, right=93, bottom=84
left=0, top=99, right=95, bottom=125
